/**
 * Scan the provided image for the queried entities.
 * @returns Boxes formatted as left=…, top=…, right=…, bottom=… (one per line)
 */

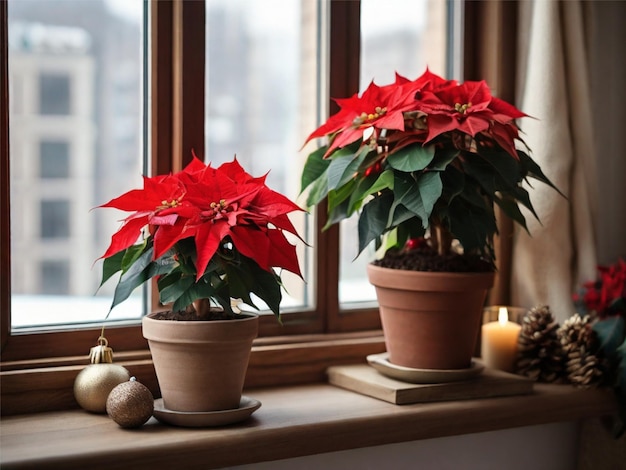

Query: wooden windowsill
left=0, top=381, right=619, bottom=469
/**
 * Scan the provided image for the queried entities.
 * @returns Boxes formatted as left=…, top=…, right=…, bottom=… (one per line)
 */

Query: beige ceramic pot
left=142, top=311, right=258, bottom=412
left=367, top=264, right=495, bottom=370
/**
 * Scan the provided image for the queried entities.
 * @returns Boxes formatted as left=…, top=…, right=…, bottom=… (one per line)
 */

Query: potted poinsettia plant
left=98, top=154, right=303, bottom=417
left=300, top=68, right=561, bottom=371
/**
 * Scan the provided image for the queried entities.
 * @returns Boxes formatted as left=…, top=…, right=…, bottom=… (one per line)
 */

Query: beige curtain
left=511, top=0, right=598, bottom=323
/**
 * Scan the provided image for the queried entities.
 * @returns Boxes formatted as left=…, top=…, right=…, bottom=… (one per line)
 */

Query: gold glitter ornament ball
left=106, top=378, right=154, bottom=428
left=74, top=363, right=130, bottom=413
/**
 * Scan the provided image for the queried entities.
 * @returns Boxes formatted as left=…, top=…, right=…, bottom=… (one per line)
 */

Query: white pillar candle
left=481, top=307, right=522, bottom=372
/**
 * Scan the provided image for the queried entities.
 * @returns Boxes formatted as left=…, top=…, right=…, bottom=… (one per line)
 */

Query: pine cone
left=515, top=305, right=565, bottom=383
left=557, top=313, right=604, bottom=388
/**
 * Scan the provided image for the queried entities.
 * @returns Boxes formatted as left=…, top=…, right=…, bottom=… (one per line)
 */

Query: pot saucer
left=367, top=353, right=484, bottom=384
left=153, top=396, right=261, bottom=427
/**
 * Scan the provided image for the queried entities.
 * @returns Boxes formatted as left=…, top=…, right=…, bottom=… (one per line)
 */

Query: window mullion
left=1, top=0, right=11, bottom=353
left=150, top=0, right=174, bottom=177
left=171, top=0, right=205, bottom=170
left=324, top=0, right=381, bottom=333
left=151, top=0, right=205, bottom=176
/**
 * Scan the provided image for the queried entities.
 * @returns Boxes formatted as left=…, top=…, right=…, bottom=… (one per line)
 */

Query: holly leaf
left=592, top=316, right=626, bottom=358
left=611, top=337, right=626, bottom=438
left=615, top=337, right=626, bottom=390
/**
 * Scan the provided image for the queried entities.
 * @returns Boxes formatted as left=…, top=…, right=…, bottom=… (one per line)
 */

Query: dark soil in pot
left=150, top=310, right=240, bottom=321
left=373, top=245, right=493, bottom=273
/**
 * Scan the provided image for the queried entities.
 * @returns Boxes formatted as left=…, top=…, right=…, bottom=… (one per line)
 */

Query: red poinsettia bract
left=576, top=258, right=626, bottom=318
left=303, top=79, right=419, bottom=156
left=304, top=69, right=527, bottom=160
left=99, top=157, right=304, bottom=281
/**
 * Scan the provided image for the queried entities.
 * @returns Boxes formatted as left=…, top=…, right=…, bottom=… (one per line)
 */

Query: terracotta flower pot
left=142, top=311, right=258, bottom=412
left=367, top=264, right=495, bottom=370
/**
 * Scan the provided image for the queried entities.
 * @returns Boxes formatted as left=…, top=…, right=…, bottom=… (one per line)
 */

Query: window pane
left=40, top=199, right=70, bottom=238
left=39, top=73, right=71, bottom=115
left=204, top=0, right=316, bottom=314
left=40, top=140, right=70, bottom=178
left=339, top=0, right=448, bottom=305
left=8, top=0, right=145, bottom=329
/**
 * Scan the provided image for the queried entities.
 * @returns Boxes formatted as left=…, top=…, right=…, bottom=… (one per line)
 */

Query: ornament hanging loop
left=89, top=336, right=114, bottom=364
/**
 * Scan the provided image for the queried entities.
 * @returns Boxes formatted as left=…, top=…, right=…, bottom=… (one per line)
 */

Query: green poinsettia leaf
left=461, top=157, right=497, bottom=196
left=305, top=169, right=329, bottom=208
left=300, top=145, right=330, bottom=194
left=327, top=146, right=358, bottom=191
left=156, top=270, right=182, bottom=292
left=518, top=149, right=566, bottom=198
left=395, top=217, right=426, bottom=248
left=392, top=174, right=426, bottom=225
left=348, top=169, right=394, bottom=215
left=387, top=143, right=434, bottom=172
left=429, top=148, right=460, bottom=171
left=440, top=165, right=465, bottom=202
left=448, top=190, right=496, bottom=255
left=388, top=207, right=426, bottom=252
left=327, top=141, right=368, bottom=191
left=418, top=172, right=443, bottom=216
left=109, top=246, right=155, bottom=312
left=476, top=145, right=522, bottom=190
left=324, top=198, right=351, bottom=231
left=592, top=315, right=626, bottom=358
left=494, top=194, right=529, bottom=233
left=223, top=268, right=258, bottom=310
left=511, top=185, right=541, bottom=221
left=456, top=181, right=490, bottom=209
left=358, top=191, right=394, bottom=255
left=99, top=249, right=126, bottom=290
left=158, top=274, right=195, bottom=306
left=225, top=256, right=282, bottom=318
left=392, top=171, right=442, bottom=229
left=327, top=179, right=356, bottom=214
left=175, top=280, right=228, bottom=314
left=120, top=240, right=149, bottom=272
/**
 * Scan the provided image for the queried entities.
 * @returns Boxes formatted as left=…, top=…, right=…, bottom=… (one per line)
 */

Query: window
left=6, top=0, right=144, bottom=334
left=1, top=0, right=452, bottom=363
left=39, top=73, right=71, bottom=115
left=204, top=0, right=314, bottom=319
left=339, top=0, right=447, bottom=305
left=40, top=199, right=70, bottom=239
left=40, top=140, right=69, bottom=178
